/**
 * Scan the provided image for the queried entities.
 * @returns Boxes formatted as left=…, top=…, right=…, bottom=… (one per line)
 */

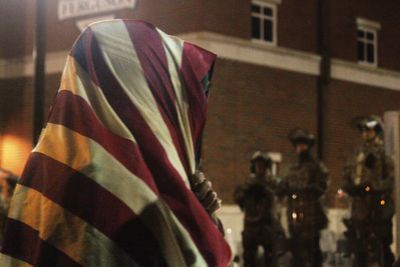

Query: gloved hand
left=191, top=171, right=222, bottom=215
left=365, top=153, right=376, bottom=169
left=348, top=181, right=372, bottom=196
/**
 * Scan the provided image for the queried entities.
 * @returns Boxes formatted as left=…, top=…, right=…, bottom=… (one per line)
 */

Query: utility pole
left=33, top=0, right=47, bottom=146
left=316, top=0, right=331, bottom=160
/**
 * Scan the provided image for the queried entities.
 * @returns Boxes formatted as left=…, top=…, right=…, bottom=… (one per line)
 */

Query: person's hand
left=2, top=185, right=10, bottom=200
left=348, top=181, right=371, bottom=195
left=0, top=176, right=9, bottom=200
left=191, top=171, right=222, bottom=215
left=365, top=154, right=376, bottom=169
left=361, top=181, right=372, bottom=193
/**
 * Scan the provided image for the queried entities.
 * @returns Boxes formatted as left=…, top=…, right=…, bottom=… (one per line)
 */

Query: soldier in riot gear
left=342, top=115, right=394, bottom=267
left=281, top=129, right=328, bottom=267
left=234, top=151, right=286, bottom=267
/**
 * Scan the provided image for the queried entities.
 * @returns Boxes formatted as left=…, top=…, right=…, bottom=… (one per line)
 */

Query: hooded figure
left=0, top=20, right=231, bottom=267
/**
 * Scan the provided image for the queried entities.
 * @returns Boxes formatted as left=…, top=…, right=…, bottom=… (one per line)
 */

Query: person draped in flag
left=0, top=20, right=231, bottom=267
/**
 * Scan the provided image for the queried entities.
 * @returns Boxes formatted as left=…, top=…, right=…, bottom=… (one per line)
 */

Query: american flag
left=0, top=20, right=231, bottom=266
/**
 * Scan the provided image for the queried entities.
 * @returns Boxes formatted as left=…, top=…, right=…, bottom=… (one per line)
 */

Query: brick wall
left=0, top=1, right=35, bottom=58
left=330, top=0, right=400, bottom=70
left=324, top=80, right=400, bottom=203
left=202, top=58, right=318, bottom=203
left=278, top=0, right=318, bottom=53
left=3, top=0, right=400, bottom=72
left=203, top=58, right=400, bottom=205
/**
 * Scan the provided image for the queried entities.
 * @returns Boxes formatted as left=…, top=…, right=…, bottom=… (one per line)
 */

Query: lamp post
left=316, top=0, right=331, bottom=160
left=33, top=0, right=47, bottom=146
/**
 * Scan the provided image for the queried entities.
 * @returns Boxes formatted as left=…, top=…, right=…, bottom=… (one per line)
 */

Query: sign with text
left=76, top=15, right=115, bottom=31
left=58, top=0, right=137, bottom=20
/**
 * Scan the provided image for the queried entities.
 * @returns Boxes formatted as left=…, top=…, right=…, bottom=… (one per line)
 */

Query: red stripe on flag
left=183, top=43, right=216, bottom=82
left=181, top=43, right=216, bottom=158
left=48, top=90, right=159, bottom=194
left=2, top=218, right=83, bottom=267
left=19, top=152, right=166, bottom=266
left=124, top=21, right=191, bottom=175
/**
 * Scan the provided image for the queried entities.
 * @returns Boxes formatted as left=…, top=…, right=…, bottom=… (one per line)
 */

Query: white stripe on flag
left=157, top=29, right=196, bottom=175
left=90, top=21, right=191, bottom=189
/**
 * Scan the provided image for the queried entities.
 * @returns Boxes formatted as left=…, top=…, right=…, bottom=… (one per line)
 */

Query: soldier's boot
left=382, top=244, right=394, bottom=267
left=243, top=245, right=257, bottom=267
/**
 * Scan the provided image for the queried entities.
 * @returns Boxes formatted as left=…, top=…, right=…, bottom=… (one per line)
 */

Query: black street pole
left=33, top=0, right=47, bottom=146
left=316, top=0, right=330, bottom=160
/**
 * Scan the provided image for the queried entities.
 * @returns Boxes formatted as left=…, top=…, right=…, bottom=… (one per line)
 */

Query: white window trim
left=357, top=26, right=378, bottom=67
left=256, top=0, right=282, bottom=4
left=267, top=152, right=282, bottom=176
left=356, top=18, right=380, bottom=67
left=356, top=17, right=381, bottom=30
left=5, top=32, right=400, bottom=92
left=251, top=0, right=278, bottom=46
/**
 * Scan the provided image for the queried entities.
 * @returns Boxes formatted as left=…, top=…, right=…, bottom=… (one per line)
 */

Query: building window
left=268, top=152, right=282, bottom=176
left=356, top=18, right=380, bottom=66
left=357, top=27, right=377, bottom=65
left=251, top=1, right=278, bottom=44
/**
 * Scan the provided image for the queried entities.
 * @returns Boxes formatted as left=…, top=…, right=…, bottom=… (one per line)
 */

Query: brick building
left=1, top=0, right=400, bottom=209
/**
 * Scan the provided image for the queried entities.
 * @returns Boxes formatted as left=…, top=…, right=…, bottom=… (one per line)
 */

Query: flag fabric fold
left=0, top=19, right=231, bottom=267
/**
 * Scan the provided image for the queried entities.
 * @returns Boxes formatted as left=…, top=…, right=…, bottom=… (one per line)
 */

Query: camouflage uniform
left=234, top=152, right=286, bottom=267
left=343, top=117, right=394, bottom=267
left=281, top=129, right=328, bottom=267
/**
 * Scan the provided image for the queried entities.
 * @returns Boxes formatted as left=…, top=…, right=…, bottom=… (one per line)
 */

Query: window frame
left=267, top=152, right=282, bottom=176
left=356, top=18, right=381, bottom=67
left=251, top=0, right=278, bottom=46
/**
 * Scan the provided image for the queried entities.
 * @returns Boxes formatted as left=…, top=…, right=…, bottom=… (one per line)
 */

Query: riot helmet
left=288, top=128, right=315, bottom=147
left=357, top=115, right=383, bottom=135
left=250, top=151, right=272, bottom=175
